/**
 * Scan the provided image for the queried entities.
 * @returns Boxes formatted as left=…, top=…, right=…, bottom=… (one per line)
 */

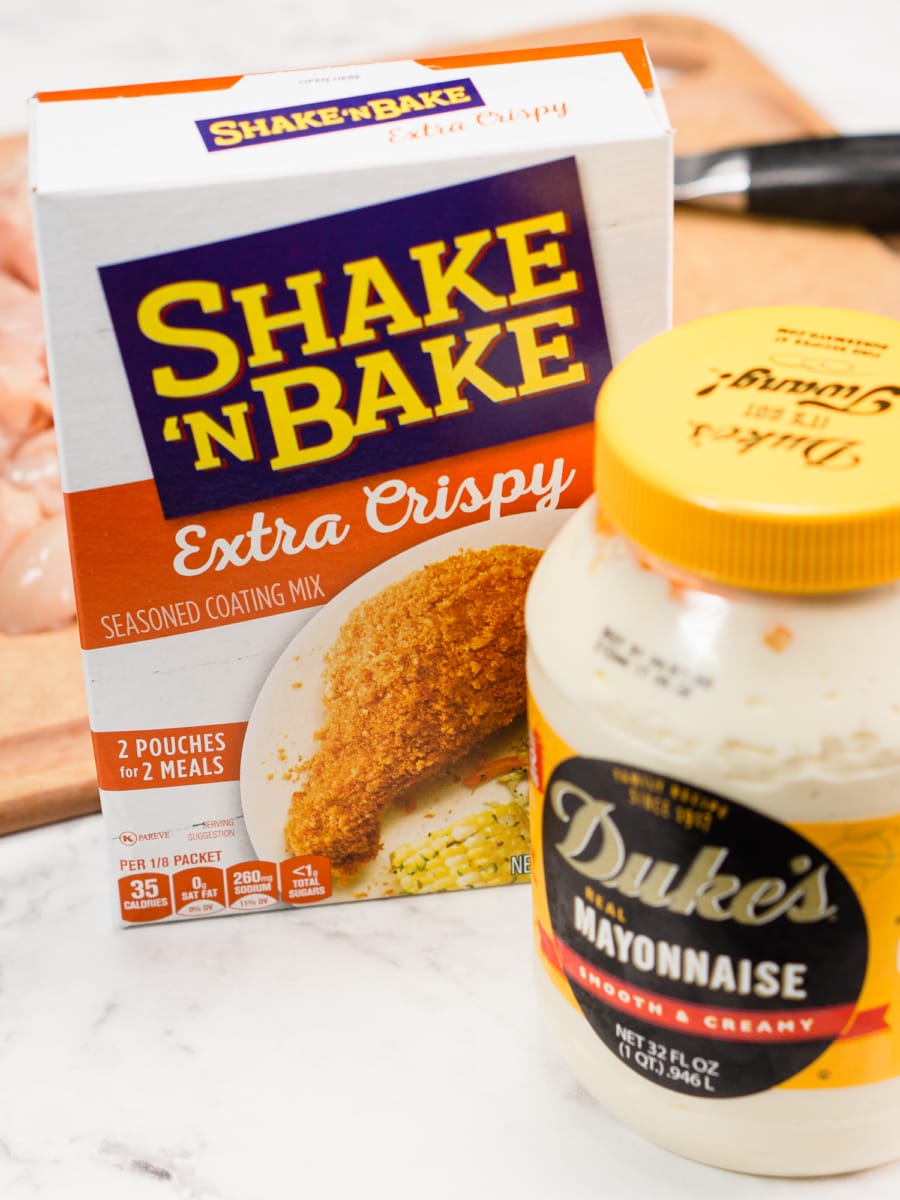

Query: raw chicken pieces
left=0, top=150, right=74, bottom=635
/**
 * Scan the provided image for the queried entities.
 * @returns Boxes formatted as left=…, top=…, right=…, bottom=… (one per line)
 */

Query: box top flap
left=30, top=41, right=670, bottom=195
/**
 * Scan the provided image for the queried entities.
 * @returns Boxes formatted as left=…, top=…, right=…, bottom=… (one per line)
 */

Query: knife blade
left=674, top=133, right=900, bottom=229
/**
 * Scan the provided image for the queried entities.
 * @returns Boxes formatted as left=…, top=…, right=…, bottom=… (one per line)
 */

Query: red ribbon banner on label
left=540, top=926, right=889, bottom=1045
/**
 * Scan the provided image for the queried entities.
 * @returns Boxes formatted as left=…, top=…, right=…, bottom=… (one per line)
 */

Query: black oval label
left=541, top=758, right=868, bottom=1098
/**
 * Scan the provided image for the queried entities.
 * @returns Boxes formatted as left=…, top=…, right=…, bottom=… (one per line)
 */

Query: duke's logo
left=549, top=782, right=838, bottom=926
left=196, top=79, right=483, bottom=150
left=98, top=159, right=610, bottom=519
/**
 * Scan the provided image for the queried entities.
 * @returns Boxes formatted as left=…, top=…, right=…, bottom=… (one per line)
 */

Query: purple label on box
left=196, top=78, right=483, bottom=150
left=99, top=157, right=611, bottom=519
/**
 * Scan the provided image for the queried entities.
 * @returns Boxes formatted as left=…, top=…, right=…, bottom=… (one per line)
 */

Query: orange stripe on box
left=36, top=75, right=243, bottom=104
left=35, top=41, right=652, bottom=106
left=65, top=424, right=593, bottom=650
left=416, top=39, right=654, bottom=91
left=92, top=722, right=247, bottom=791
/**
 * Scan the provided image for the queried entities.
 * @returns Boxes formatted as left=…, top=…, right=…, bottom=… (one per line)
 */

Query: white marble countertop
left=3, top=2, right=900, bottom=1196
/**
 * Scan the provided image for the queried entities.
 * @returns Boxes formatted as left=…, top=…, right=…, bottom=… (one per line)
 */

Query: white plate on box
left=239, top=509, right=568, bottom=900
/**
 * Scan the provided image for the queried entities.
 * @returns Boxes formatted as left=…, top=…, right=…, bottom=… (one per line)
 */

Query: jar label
left=529, top=700, right=900, bottom=1097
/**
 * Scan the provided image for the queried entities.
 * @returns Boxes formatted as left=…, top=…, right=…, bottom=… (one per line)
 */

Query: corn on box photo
left=29, top=41, right=672, bottom=924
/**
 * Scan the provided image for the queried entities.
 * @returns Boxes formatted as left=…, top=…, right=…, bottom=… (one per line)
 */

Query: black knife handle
left=747, top=134, right=900, bottom=230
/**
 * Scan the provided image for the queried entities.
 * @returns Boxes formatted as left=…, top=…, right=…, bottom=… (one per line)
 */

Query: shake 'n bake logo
left=196, top=79, right=483, bottom=150
left=99, top=159, right=610, bottom=519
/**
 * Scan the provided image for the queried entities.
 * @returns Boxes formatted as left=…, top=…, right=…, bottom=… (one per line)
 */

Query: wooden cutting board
left=3, top=12, right=899, bottom=834
left=459, top=11, right=900, bottom=319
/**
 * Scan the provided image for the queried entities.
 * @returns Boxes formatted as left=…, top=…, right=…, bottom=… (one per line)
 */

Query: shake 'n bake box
left=30, top=42, right=671, bottom=924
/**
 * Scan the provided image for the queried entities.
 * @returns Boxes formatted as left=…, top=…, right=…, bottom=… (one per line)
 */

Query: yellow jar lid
left=594, top=306, right=900, bottom=594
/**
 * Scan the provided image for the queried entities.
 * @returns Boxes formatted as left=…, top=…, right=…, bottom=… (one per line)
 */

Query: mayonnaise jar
left=526, top=306, right=900, bottom=1176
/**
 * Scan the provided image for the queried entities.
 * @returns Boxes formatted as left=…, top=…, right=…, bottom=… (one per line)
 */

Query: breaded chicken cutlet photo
left=283, top=543, right=541, bottom=882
